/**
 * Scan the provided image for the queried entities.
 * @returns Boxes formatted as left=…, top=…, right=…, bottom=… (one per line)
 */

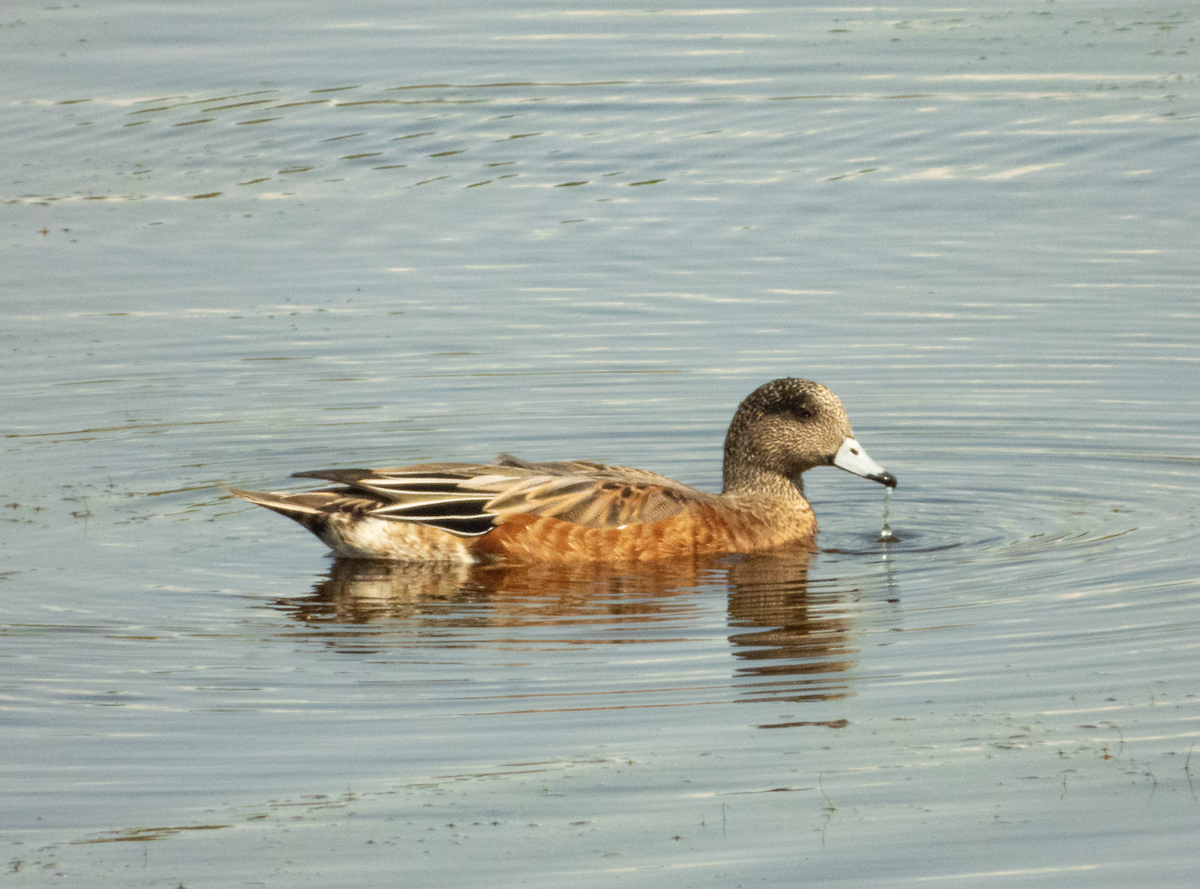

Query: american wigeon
left=230, top=378, right=896, bottom=562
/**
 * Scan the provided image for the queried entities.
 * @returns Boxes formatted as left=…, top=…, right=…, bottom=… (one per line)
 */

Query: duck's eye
left=788, top=397, right=813, bottom=420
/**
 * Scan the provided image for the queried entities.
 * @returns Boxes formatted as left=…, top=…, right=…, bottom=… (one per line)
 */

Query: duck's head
left=722, top=378, right=897, bottom=495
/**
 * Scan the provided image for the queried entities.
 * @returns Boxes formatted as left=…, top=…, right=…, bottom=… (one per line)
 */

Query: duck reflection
left=276, top=546, right=859, bottom=708
left=724, top=548, right=857, bottom=711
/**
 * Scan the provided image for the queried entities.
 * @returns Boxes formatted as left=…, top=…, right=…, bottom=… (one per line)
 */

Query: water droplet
left=879, top=487, right=895, bottom=542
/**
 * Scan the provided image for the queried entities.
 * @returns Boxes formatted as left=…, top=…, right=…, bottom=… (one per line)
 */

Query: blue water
left=3, top=2, right=1199, bottom=886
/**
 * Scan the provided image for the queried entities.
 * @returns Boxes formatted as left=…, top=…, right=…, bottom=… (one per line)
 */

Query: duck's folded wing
left=291, top=465, right=503, bottom=536
left=482, top=473, right=696, bottom=529
left=292, top=459, right=704, bottom=534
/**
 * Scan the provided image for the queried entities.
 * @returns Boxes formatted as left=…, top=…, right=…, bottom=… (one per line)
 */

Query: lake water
left=3, top=1, right=1199, bottom=885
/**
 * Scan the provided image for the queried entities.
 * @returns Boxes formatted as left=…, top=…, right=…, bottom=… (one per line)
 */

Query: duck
left=229, top=378, right=896, bottom=563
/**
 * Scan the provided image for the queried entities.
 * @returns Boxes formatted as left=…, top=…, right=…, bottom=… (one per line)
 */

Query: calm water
left=3, top=2, right=1199, bottom=886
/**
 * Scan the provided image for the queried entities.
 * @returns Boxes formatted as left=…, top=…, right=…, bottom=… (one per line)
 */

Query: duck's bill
left=833, top=437, right=897, bottom=488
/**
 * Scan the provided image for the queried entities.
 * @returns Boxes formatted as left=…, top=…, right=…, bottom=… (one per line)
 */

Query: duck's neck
left=722, top=463, right=806, bottom=501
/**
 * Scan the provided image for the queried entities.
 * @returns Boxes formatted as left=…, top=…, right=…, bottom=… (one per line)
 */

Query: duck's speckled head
left=722, top=378, right=896, bottom=495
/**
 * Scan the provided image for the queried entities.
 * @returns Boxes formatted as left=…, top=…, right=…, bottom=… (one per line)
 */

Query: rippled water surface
left=3, top=2, right=1199, bottom=886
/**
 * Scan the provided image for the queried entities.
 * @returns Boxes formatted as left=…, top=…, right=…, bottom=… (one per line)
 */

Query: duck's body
left=230, top=378, right=896, bottom=563
left=232, top=456, right=821, bottom=563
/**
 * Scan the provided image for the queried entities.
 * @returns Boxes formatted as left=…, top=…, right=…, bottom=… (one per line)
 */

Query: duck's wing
left=481, top=453, right=703, bottom=528
left=289, top=455, right=707, bottom=535
left=288, top=463, right=510, bottom=536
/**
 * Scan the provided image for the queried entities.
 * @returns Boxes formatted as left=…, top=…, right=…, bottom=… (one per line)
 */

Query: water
left=3, top=2, right=1199, bottom=886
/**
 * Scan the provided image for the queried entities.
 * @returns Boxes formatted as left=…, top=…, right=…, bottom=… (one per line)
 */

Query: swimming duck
left=230, top=378, right=896, bottom=562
